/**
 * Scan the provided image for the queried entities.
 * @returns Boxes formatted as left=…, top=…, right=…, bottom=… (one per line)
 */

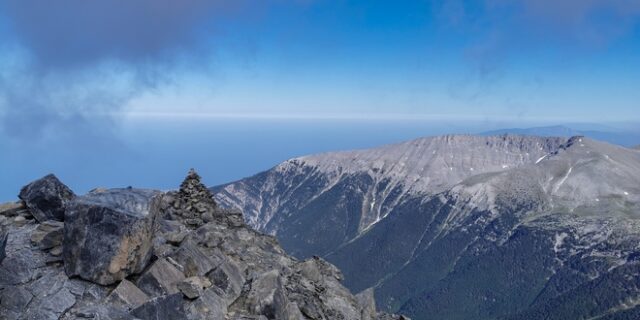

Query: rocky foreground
left=0, top=171, right=407, bottom=320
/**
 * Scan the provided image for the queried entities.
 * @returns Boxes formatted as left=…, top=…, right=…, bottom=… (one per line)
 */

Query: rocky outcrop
left=18, top=174, right=75, bottom=222
left=63, top=188, right=160, bottom=285
left=0, top=171, right=405, bottom=320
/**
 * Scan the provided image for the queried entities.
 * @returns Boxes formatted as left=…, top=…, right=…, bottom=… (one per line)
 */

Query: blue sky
left=1, top=0, right=639, bottom=137
left=1, top=1, right=640, bottom=200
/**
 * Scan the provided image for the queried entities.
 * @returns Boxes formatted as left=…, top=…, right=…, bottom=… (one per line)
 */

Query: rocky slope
left=213, top=135, right=566, bottom=258
left=0, top=171, right=407, bottom=320
left=214, top=135, right=640, bottom=320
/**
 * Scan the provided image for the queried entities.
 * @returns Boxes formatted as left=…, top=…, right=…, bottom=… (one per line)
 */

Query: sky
left=0, top=1, right=640, bottom=200
left=1, top=0, right=639, bottom=134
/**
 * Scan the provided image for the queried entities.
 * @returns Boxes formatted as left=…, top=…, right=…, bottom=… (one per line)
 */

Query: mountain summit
left=0, top=170, right=407, bottom=320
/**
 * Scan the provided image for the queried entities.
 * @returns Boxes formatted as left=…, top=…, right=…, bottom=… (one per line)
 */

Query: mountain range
left=481, top=125, right=640, bottom=147
left=214, top=134, right=640, bottom=319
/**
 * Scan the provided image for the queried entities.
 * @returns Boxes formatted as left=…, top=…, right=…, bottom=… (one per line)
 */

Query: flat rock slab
left=136, top=257, right=186, bottom=297
left=107, top=279, right=149, bottom=309
left=131, top=293, right=188, bottom=320
left=19, top=174, right=75, bottom=222
left=30, top=220, right=64, bottom=249
left=63, top=188, right=160, bottom=285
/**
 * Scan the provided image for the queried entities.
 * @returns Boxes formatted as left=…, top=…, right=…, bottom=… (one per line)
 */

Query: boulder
left=130, top=293, right=188, bottom=320
left=18, top=174, right=75, bottom=222
left=177, top=276, right=205, bottom=299
left=136, top=258, right=185, bottom=297
left=30, top=220, right=64, bottom=249
left=207, top=257, right=245, bottom=305
left=170, top=239, right=221, bottom=277
left=63, top=189, right=160, bottom=285
left=230, top=270, right=292, bottom=319
left=186, top=288, right=227, bottom=319
left=107, top=279, right=149, bottom=309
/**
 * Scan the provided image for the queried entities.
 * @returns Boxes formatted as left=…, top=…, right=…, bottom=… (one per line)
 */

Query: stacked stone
left=167, top=169, right=218, bottom=229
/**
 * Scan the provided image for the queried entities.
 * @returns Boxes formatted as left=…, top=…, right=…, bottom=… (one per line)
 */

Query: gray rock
left=177, top=276, right=204, bottom=299
left=1, top=170, right=409, bottom=320
left=19, top=174, right=75, bottom=222
left=170, top=238, right=221, bottom=277
left=136, top=258, right=185, bottom=297
left=185, top=288, right=227, bottom=319
left=356, top=288, right=377, bottom=320
left=22, top=285, right=76, bottom=320
left=207, top=257, right=245, bottom=305
left=63, top=189, right=160, bottom=285
left=0, top=286, right=33, bottom=318
left=13, top=216, right=27, bottom=227
left=30, top=220, right=64, bottom=249
left=0, top=231, right=6, bottom=263
left=0, top=201, right=24, bottom=217
left=107, top=279, right=149, bottom=309
left=130, top=293, right=188, bottom=320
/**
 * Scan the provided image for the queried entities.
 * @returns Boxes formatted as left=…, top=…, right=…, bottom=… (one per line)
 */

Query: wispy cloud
left=0, top=1, right=308, bottom=141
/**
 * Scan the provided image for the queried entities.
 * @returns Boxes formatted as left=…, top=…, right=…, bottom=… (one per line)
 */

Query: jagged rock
left=207, top=257, right=245, bottom=305
left=0, top=201, right=24, bottom=217
left=136, top=257, right=185, bottom=297
left=63, top=189, right=160, bottom=285
left=130, top=293, right=188, bottom=320
left=230, top=270, right=290, bottom=319
left=186, top=288, right=227, bottom=319
left=107, top=279, right=149, bottom=309
left=0, top=231, right=6, bottom=263
left=19, top=174, right=75, bottom=222
left=170, top=238, right=221, bottom=277
left=158, top=219, right=189, bottom=245
left=177, top=276, right=205, bottom=299
left=30, top=220, right=64, bottom=249
left=2, top=171, right=409, bottom=320
left=356, top=288, right=377, bottom=320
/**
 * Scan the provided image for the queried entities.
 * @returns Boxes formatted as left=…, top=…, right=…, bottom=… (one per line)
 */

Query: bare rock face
left=63, top=188, right=160, bottom=285
left=18, top=174, right=75, bottom=222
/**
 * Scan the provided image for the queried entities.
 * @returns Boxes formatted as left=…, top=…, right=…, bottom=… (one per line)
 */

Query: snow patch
left=553, top=232, right=568, bottom=253
left=535, top=155, right=547, bottom=164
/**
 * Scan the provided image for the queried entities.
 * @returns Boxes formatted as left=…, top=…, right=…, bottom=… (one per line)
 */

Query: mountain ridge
left=214, top=134, right=640, bottom=319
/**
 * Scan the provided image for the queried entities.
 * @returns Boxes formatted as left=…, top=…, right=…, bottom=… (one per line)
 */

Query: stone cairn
left=166, top=169, right=219, bottom=229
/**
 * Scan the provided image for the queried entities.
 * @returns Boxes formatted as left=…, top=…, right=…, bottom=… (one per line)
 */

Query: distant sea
left=1, top=117, right=638, bottom=201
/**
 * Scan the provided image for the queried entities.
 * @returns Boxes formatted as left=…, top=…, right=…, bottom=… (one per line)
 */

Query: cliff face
left=0, top=171, right=407, bottom=320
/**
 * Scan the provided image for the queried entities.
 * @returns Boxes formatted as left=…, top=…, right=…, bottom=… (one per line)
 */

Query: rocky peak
left=1, top=173, right=407, bottom=320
